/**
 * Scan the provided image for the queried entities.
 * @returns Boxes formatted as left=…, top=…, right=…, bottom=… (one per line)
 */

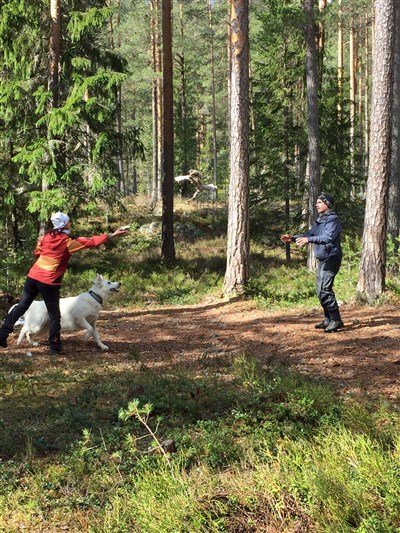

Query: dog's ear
left=95, top=273, right=103, bottom=282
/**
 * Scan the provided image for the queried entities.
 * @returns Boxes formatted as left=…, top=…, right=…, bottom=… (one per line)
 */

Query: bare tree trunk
left=156, top=0, right=163, bottom=201
left=304, top=0, right=321, bottom=271
left=223, top=0, right=250, bottom=296
left=108, top=0, right=124, bottom=195
left=337, top=0, right=343, bottom=119
left=318, top=0, right=327, bottom=84
left=388, top=0, right=400, bottom=244
left=150, top=0, right=159, bottom=206
left=42, top=0, right=61, bottom=233
left=226, top=0, right=232, bottom=145
left=208, top=0, right=218, bottom=193
left=358, top=35, right=364, bottom=185
left=349, top=16, right=356, bottom=197
left=178, top=3, right=188, bottom=174
left=357, top=0, right=394, bottom=300
left=49, top=0, right=61, bottom=109
left=161, top=0, right=175, bottom=264
left=364, top=12, right=371, bottom=183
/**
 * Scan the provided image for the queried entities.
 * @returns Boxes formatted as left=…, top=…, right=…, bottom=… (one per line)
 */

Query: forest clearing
left=2, top=0, right=400, bottom=529
left=1, top=200, right=400, bottom=532
left=2, top=298, right=400, bottom=404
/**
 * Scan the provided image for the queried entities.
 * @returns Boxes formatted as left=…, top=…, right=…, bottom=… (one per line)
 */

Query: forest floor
left=3, top=299, right=400, bottom=402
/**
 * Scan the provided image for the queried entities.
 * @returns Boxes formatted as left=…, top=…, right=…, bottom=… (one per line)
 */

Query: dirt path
left=3, top=301, right=400, bottom=401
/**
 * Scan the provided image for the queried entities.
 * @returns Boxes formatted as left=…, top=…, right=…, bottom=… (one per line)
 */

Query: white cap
left=51, top=211, right=70, bottom=230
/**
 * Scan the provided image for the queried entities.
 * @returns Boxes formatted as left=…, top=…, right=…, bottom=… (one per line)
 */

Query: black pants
left=316, top=258, right=342, bottom=322
left=0, top=277, right=62, bottom=350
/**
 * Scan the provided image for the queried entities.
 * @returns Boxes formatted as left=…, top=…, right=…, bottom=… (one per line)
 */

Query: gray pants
left=316, top=258, right=341, bottom=321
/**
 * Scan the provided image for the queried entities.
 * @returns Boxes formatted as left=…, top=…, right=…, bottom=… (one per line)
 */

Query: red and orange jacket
left=28, top=231, right=110, bottom=285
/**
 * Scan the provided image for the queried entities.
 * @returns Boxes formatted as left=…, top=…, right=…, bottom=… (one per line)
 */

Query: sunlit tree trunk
left=304, top=0, right=321, bottom=271
left=349, top=16, right=356, bottom=196
left=223, top=0, right=250, bottom=296
left=364, top=12, right=371, bottom=181
left=226, top=0, right=232, bottom=163
left=150, top=0, right=159, bottom=206
left=357, top=38, right=364, bottom=184
left=357, top=0, right=394, bottom=300
left=49, top=0, right=61, bottom=110
left=108, top=0, right=124, bottom=194
left=161, top=0, right=175, bottom=264
left=42, top=0, right=61, bottom=233
left=178, top=3, right=188, bottom=174
left=337, top=0, right=343, bottom=119
left=156, top=0, right=163, bottom=201
left=208, top=0, right=218, bottom=193
left=388, top=0, right=400, bottom=245
left=318, top=0, right=326, bottom=84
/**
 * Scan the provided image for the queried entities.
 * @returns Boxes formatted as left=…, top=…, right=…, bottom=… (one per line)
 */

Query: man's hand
left=280, top=234, right=292, bottom=244
left=295, top=237, right=309, bottom=247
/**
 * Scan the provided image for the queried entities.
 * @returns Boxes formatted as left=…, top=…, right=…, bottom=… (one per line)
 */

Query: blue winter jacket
left=294, top=210, right=342, bottom=261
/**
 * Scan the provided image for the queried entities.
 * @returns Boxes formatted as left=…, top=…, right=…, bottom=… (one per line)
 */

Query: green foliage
left=2, top=354, right=400, bottom=531
left=0, top=0, right=144, bottom=226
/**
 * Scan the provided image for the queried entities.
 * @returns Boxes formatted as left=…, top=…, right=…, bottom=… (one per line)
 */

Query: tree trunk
left=108, top=0, right=124, bottom=194
left=156, top=0, right=163, bottom=201
left=42, top=0, right=61, bottom=234
left=364, top=12, right=371, bottom=183
left=388, top=0, right=400, bottom=244
left=49, top=0, right=61, bottom=110
left=337, top=0, right=343, bottom=120
left=150, top=0, right=159, bottom=206
left=161, top=0, right=175, bottom=264
left=318, top=0, right=326, bottom=84
left=349, top=16, right=356, bottom=196
left=208, top=0, right=218, bottom=194
left=179, top=3, right=188, bottom=174
left=304, top=0, right=321, bottom=271
left=223, top=0, right=250, bottom=296
left=357, top=0, right=394, bottom=300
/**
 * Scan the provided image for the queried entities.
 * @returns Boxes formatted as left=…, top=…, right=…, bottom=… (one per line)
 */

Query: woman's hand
left=111, top=227, right=130, bottom=238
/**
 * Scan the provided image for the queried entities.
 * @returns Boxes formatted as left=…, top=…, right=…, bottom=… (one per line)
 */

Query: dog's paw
left=100, top=344, right=109, bottom=351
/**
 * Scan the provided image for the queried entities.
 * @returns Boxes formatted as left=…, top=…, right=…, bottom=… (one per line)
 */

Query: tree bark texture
left=223, top=0, right=249, bottom=296
left=337, top=0, right=343, bottom=118
left=161, top=0, right=175, bottom=263
left=364, top=12, right=370, bottom=180
left=388, top=0, right=400, bottom=241
left=357, top=0, right=394, bottom=299
left=150, top=0, right=159, bottom=205
left=208, top=0, right=218, bottom=192
left=49, top=0, right=61, bottom=107
left=349, top=17, right=356, bottom=193
left=304, top=0, right=320, bottom=270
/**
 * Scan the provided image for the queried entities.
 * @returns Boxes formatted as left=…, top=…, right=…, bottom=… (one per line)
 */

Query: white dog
left=16, top=274, right=121, bottom=351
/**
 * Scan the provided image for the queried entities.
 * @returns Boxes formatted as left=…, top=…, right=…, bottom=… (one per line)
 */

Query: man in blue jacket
left=281, top=192, right=344, bottom=333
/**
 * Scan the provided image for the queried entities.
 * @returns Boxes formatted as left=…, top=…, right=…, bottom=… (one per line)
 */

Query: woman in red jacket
left=0, top=212, right=128, bottom=354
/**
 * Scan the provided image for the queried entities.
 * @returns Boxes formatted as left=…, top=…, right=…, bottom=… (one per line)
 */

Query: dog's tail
left=8, top=303, right=25, bottom=326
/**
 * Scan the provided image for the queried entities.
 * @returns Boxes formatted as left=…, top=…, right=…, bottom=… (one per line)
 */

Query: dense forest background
left=0, top=0, right=371, bottom=204
left=0, top=0, right=399, bottom=298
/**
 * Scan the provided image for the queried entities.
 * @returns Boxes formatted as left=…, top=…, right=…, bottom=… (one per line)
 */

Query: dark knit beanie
left=318, top=192, right=335, bottom=209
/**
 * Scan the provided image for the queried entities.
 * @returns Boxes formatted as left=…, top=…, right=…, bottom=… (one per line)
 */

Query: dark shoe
left=315, top=319, right=330, bottom=329
left=0, top=336, right=8, bottom=348
left=324, top=320, right=344, bottom=333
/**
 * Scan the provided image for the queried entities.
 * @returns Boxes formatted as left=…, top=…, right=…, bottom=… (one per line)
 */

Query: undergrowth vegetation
left=1, top=354, right=400, bottom=532
left=1, top=198, right=400, bottom=531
